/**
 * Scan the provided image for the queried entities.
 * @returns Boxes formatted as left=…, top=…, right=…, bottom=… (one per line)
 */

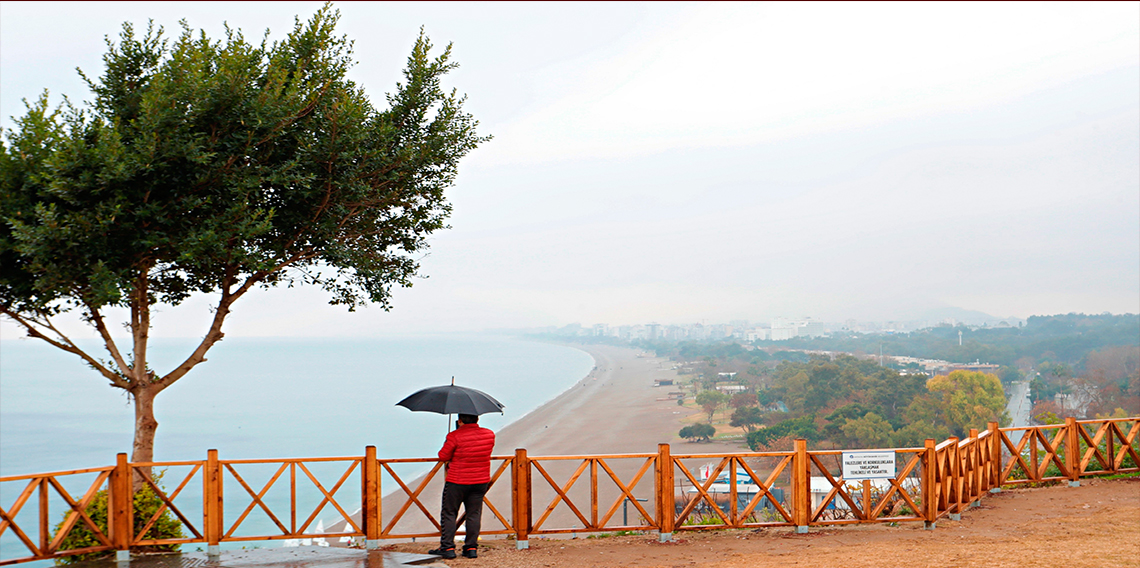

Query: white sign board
left=841, top=451, right=896, bottom=480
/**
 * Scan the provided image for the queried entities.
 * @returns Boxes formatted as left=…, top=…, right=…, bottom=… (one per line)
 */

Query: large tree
left=0, top=7, right=486, bottom=466
left=926, top=370, right=1010, bottom=436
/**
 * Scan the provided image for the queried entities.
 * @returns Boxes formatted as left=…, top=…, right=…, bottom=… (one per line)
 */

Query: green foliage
left=681, top=511, right=726, bottom=526
left=679, top=423, right=716, bottom=442
left=2, top=8, right=486, bottom=314
left=996, top=365, right=1022, bottom=386
left=729, top=392, right=758, bottom=409
left=746, top=415, right=819, bottom=450
left=891, top=419, right=950, bottom=448
left=840, top=412, right=893, bottom=448
left=586, top=530, right=642, bottom=538
left=729, top=405, right=763, bottom=433
left=675, top=342, right=750, bottom=362
left=1100, top=471, right=1140, bottom=481
left=767, top=355, right=924, bottom=420
left=927, top=370, right=1010, bottom=436
left=53, top=480, right=183, bottom=564
left=823, top=403, right=870, bottom=440
left=747, top=314, right=1139, bottom=367
left=756, top=389, right=774, bottom=406
left=695, top=390, right=728, bottom=422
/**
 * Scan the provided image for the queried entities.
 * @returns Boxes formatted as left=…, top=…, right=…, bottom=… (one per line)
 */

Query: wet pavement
left=74, top=547, right=446, bottom=568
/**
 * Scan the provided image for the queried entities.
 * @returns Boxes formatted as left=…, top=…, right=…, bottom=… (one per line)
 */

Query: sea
left=0, top=335, right=594, bottom=559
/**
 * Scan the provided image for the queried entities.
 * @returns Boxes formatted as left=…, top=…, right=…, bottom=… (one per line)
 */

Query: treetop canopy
left=1, top=5, right=487, bottom=316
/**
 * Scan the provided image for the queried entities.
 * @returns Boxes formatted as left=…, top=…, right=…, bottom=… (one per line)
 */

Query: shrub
left=54, top=474, right=184, bottom=564
left=679, top=423, right=716, bottom=442
left=681, top=510, right=726, bottom=526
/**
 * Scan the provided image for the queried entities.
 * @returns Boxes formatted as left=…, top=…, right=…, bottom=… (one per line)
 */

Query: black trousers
left=439, top=481, right=489, bottom=550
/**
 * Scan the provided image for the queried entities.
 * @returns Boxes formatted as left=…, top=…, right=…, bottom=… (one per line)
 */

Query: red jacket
left=437, top=423, right=496, bottom=484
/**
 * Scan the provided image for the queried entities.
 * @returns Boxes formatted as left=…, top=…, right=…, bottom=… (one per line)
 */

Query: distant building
left=771, top=318, right=799, bottom=341
left=947, top=362, right=1001, bottom=374
left=646, top=323, right=661, bottom=340
left=769, top=317, right=829, bottom=340
left=716, top=385, right=748, bottom=394
left=746, top=328, right=771, bottom=341
left=800, top=320, right=828, bottom=338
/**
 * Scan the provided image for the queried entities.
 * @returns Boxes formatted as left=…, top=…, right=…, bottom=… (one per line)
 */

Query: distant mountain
left=910, top=306, right=1024, bottom=327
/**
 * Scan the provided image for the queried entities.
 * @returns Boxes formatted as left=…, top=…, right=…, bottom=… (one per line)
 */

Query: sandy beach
left=492, top=343, right=687, bottom=455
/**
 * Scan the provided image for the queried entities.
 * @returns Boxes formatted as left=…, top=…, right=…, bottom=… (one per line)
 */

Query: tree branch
left=154, top=267, right=236, bottom=391
left=1, top=307, right=131, bottom=389
left=81, top=300, right=134, bottom=379
left=153, top=250, right=321, bottom=391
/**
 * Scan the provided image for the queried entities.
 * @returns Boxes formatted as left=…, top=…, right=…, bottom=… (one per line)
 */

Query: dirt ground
left=382, top=477, right=1140, bottom=568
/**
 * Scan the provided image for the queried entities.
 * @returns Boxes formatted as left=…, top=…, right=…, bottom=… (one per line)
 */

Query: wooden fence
left=2, top=417, right=1136, bottom=565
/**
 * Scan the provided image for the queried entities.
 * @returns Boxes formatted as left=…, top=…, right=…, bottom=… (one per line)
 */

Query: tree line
left=749, top=313, right=1139, bottom=367
left=676, top=353, right=1010, bottom=451
left=651, top=313, right=1139, bottom=429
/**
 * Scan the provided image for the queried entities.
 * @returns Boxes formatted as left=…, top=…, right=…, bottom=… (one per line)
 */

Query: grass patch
left=1095, top=471, right=1140, bottom=481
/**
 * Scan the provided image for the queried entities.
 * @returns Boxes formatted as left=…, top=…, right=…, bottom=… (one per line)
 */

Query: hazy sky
left=1, top=2, right=1138, bottom=337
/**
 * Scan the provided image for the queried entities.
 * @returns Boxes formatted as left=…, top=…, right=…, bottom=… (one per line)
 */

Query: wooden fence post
left=1065, top=417, right=1080, bottom=487
left=978, top=429, right=991, bottom=493
left=204, top=449, right=222, bottom=558
left=923, top=439, right=936, bottom=530
left=793, top=439, right=809, bottom=533
left=1107, top=420, right=1116, bottom=474
left=657, top=443, right=674, bottom=542
left=110, top=453, right=132, bottom=562
left=948, top=438, right=961, bottom=521
left=39, top=477, right=48, bottom=557
left=988, top=422, right=1002, bottom=493
left=512, top=449, right=530, bottom=550
left=362, top=446, right=380, bottom=549
left=968, top=429, right=981, bottom=506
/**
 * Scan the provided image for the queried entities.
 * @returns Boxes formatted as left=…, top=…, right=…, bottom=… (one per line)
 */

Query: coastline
left=490, top=342, right=684, bottom=455
left=327, top=342, right=718, bottom=539
left=492, top=341, right=746, bottom=456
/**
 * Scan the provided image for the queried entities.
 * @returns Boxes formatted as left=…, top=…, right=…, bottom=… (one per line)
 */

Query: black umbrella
left=396, top=378, right=505, bottom=430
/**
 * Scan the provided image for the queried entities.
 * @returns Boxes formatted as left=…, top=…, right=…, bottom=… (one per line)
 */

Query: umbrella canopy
left=396, top=384, right=505, bottom=416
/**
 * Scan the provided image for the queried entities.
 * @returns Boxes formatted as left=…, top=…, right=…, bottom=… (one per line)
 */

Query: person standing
left=429, top=413, right=495, bottom=559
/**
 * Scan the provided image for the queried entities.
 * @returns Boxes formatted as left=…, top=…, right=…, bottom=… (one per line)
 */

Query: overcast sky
left=1, top=1, right=1138, bottom=337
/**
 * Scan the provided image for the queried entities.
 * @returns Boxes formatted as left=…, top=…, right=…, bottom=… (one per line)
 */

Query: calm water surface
left=0, top=335, right=594, bottom=473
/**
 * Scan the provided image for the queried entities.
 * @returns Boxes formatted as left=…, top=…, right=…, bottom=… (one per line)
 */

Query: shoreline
left=490, top=342, right=685, bottom=456
left=326, top=343, right=724, bottom=538
left=490, top=341, right=747, bottom=456
left=484, top=339, right=602, bottom=450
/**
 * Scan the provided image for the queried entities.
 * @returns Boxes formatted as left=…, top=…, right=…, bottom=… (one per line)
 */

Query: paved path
left=1005, top=380, right=1032, bottom=445
left=81, top=547, right=446, bottom=568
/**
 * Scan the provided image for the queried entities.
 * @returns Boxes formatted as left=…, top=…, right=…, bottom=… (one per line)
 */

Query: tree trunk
left=131, top=384, right=161, bottom=490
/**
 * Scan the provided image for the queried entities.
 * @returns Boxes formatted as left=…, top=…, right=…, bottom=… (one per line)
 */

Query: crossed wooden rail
left=2, top=417, right=1136, bottom=565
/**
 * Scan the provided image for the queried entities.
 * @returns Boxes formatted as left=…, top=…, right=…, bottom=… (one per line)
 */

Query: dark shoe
left=428, top=547, right=456, bottom=559
left=462, top=548, right=477, bottom=559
